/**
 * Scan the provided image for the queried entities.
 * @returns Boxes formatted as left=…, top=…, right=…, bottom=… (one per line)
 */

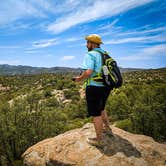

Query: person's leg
left=93, top=115, right=103, bottom=141
left=86, top=86, right=105, bottom=146
left=87, top=115, right=104, bottom=147
left=101, top=87, right=112, bottom=130
left=101, top=110, right=113, bottom=137
left=101, top=110, right=111, bottom=130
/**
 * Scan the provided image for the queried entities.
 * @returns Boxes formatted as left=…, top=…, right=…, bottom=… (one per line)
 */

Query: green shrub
left=115, top=119, right=132, bottom=132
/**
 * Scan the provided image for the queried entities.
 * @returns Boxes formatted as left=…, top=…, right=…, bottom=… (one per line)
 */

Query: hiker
left=73, top=34, right=113, bottom=147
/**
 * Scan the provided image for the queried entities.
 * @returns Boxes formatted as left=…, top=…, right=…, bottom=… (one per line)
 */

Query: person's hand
left=73, top=76, right=82, bottom=82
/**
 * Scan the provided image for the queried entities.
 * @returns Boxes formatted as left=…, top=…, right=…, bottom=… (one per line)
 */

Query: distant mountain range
left=0, top=64, right=81, bottom=75
left=0, top=64, right=149, bottom=75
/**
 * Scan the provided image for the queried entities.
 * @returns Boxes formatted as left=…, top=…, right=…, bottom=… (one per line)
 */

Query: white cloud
left=141, top=44, right=166, bottom=56
left=0, top=0, right=46, bottom=26
left=120, top=44, right=166, bottom=61
left=98, top=19, right=119, bottom=31
left=0, top=0, right=88, bottom=26
left=30, top=36, right=81, bottom=50
left=61, top=56, right=75, bottom=61
left=97, top=21, right=166, bottom=43
left=105, top=36, right=150, bottom=44
left=32, top=38, right=59, bottom=48
left=118, top=26, right=166, bottom=36
left=48, top=0, right=87, bottom=14
left=6, top=22, right=34, bottom=31
left=28, top=0, right=56, bottom=13
left=104, top=34, right=166, bottom=44
left=47, top=0, right=154, bottom=34
left=97, top=23, right=161, bottom=41
left=65, top=37, right=81, bottom=42
left=0, top=0, right=155, bottom=34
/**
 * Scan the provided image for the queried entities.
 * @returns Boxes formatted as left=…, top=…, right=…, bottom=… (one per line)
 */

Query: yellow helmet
left=85, top=34, right=103, bottom=44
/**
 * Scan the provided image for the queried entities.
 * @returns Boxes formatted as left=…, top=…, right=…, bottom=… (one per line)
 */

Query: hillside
left=22, top=123, right=166, bottom=166
left=0, top=64, right=145, bottom=75
left=0, top=68, right=165, bottom=165
left=0, top=64, right=80, bottom=75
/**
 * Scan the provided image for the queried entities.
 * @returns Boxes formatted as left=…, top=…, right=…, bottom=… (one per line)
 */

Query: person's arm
left=74, top=69, right=93, bottom=82
left=74, top=52, right=94, bottom=82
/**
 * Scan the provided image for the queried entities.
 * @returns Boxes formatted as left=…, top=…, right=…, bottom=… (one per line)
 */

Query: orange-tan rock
left=22, top=123, right=166, bottom=166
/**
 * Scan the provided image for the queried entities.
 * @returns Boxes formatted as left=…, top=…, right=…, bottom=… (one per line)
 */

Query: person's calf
left=101, top=111, right=110, bottom=129
left=93, top=115, right=103, bottom=141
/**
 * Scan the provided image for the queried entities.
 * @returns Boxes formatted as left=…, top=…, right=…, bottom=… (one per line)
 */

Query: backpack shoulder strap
left=92, top=50, right=109, bottom=65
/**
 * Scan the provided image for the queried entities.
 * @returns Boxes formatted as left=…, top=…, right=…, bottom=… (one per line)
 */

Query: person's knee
left=91, top=112, right=102, bottom=117
left=88, top=108, right=102, bottom=117
left=93, top=115, right=103, bottom=123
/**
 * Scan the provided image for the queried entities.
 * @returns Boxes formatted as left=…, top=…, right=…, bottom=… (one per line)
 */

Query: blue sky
left=0, top=0, right=165, bottom=69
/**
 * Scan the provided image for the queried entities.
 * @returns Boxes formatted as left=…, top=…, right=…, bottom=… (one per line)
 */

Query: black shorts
left=85, top=86, right=111, bottom=117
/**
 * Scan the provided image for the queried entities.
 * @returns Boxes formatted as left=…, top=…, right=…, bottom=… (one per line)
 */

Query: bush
left=116, top=119, right=132, bottom=132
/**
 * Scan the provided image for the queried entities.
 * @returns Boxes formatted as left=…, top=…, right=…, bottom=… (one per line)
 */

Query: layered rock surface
left=22, top=123, right=166, bottom=166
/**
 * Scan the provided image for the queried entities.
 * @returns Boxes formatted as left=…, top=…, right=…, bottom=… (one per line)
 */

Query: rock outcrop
left=22, top=123, right=166, bottom=166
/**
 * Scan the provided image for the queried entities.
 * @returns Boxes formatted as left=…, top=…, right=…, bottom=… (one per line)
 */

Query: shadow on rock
left=46, top=160, right=74, bottom=166
left=98, top=133, right=141, bottom=157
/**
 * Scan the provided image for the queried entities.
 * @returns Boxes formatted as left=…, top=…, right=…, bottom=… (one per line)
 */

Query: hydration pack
left=93, top=50, right=123, bottom=88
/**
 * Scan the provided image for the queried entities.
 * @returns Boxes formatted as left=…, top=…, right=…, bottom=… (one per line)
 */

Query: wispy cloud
left=0, top=0, right=89, bottom=27
left=98, top=19, right=119, bottom=31
left=0, top=0, right=165, bottom=69
left=61, top=56, right=75, bottom=61
left=120, top=44, right=166, bottom=61
left=102, top=23, right=166, bottom=45
left=47, top=0, right=154, bottom=34
left=29, top=36, right=82, bottom=50
left=0, top=1, right=46, bottom=26
left=142, top=1, right=166, bottom=15
left=104, top=34, right=166, bottom=44
left=141, top=44, right=166, bottom=56
left=0, top=22, right=34, bottom=33
left=65, top=37, right=81, bottom=42
left=32, top=38, right=59, bottom=48
left=0, top=0, right=155, bottom=34
left=118, top=26, right=166, bottom=36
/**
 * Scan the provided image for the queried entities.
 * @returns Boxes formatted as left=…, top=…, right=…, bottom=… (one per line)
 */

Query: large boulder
left=22, top=123, right=166, bottom=166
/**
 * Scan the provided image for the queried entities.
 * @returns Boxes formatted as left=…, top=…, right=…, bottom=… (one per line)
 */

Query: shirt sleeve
left=82, top=53, right=95, bottom=70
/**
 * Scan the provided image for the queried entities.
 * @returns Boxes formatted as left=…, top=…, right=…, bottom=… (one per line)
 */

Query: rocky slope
left=22, top=123, right=166, bottom=166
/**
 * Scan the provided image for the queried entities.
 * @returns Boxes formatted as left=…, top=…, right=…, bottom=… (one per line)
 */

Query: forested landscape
left=0, top=68, right=165, bottom=165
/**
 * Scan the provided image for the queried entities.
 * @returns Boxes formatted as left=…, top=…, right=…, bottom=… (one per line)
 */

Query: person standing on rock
left=73, top=34, right=113, bottom=147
